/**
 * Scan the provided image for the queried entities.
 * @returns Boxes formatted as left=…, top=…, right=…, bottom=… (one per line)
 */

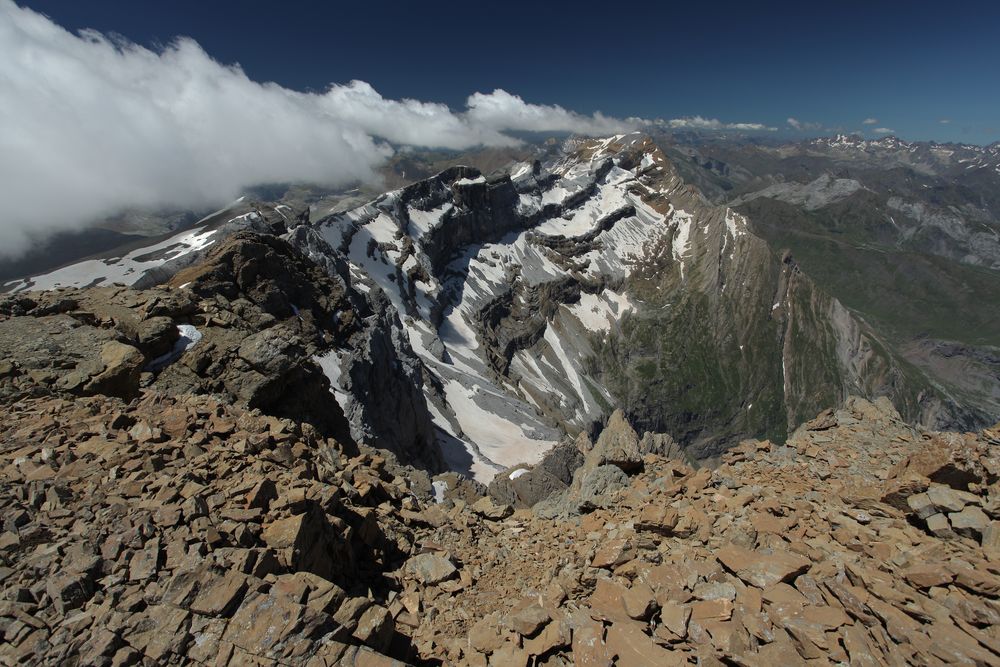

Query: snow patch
left=14, top=226, right=219, bottom=292
left=408, top=203, right=453, bottom=239
left=671, top=209, right=694, bottom=277
left=147, top=324, right=202, bottom=371
left=432, top=480, right=448, bottom=504
left=567, top=290, right=634, bottom=333
left=443, top=380, right=555, bottom=473
left=314, top=350, right=351, bottom=410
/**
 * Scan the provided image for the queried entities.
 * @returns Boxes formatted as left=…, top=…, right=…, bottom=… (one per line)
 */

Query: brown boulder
left=403, top=553, right=457, bottom=585
left=888, top=434, right=993, bottom=491
left=507, top=604, right=550, bottom=637
left=261, top=503, right=353, bottom=582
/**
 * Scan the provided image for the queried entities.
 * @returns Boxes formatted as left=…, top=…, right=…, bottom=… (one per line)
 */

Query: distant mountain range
left=659, top=131, right=1000, bottom=426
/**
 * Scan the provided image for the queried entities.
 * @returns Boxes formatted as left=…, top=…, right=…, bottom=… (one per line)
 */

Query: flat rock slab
left=404, top=553, right=457, bottom=585
left=716, top=544, right=811, bottom=589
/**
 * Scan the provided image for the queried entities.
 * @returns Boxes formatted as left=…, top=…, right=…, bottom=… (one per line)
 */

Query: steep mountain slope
left=0, top=134, right=982, bottom=479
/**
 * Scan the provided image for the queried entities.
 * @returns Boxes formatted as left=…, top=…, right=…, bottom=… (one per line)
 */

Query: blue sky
left=19, top=0, right=1000, bottom=144
left=1, top=0, right=998, bottom=255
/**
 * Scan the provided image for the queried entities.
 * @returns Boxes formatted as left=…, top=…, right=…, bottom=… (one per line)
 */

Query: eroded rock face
left=284, top=225, right=442, bottom=471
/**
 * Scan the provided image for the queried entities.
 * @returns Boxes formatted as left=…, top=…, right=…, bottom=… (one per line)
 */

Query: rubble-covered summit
left=2, top=384, right=1000, bottom=665
left=1, top=133, right=999, bottom=665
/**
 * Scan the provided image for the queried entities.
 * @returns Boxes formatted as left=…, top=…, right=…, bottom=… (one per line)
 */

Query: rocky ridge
left=0, top=230, right=443, bottom=472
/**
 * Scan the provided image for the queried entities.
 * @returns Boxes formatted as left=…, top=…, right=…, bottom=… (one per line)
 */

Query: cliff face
left=298, top=132, right=966, bottom=470
left=281, top=225, right=441, bottom=471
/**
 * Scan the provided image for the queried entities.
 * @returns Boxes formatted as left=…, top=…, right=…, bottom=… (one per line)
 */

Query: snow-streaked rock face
left=2, top=200, right=268, bottom=294
left=301, top=134, right=791, bottom=480
left=304, top=133, right=975, bottom=474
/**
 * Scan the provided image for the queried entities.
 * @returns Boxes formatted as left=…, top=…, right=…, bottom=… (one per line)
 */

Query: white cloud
left=939, top=118, right=952, bottom=124
left=862, top=118, right=878, bottom=125
left=661, top=116, right=775, bottom=131
left=465, top=89, right=642, bottom=137
left=787, top=117, right=822, bottom=131
left=0, top=1, right=643, bottom=258
left=872, top=127, right=895, bottom=134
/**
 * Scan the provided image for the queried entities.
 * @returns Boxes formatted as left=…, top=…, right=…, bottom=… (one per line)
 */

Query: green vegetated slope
left=589, top=284, right=788, bottom=458
left=579, top=185, right=904, bottom=456
left=739, top=195, right=1000, bottom=348
left=579, top=150, right=983, bottom=457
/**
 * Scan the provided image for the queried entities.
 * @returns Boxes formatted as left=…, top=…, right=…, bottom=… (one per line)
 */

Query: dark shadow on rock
left=434, top=427, right=475, bottom=478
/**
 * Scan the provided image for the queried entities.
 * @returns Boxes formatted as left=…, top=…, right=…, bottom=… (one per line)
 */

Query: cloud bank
left=660, top=116, right=776, bottom=132
left=787, top=117, right=822, bottom=132
left=0, top=1, right=643, bottom=258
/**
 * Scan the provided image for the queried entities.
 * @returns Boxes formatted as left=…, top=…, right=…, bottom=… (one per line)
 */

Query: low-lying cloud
left=0, top=1, right=645, bottom=259
left=661, top=116, right=776, bottom=132
left=787, top=117, right=822, bottom=132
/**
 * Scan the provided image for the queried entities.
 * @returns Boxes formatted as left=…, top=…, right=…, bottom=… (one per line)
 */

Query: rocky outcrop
left=417, top=168, right=524, bottom=274
left=0, top=247, right=356, bottom=449
left=493, top=409, right=684, bottom=514
left=0, top=231, right=445, bottom=471
left=0, top=314, right=146, bottom=400
left=488, top=442, right=583, bottom=509
left=0, top=286, right=197, bottom=402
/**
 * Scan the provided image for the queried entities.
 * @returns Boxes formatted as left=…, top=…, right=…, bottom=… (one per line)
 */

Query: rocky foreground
left=1, top=387, right=999, bottom=665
